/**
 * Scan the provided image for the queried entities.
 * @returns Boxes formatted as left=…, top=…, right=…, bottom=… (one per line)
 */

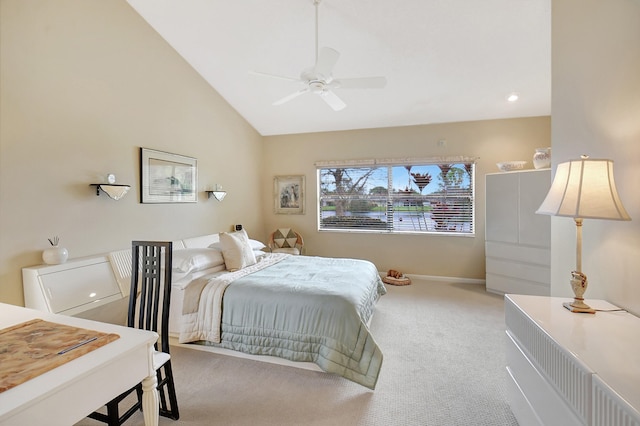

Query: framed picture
left=140, top=148, right=197, bottom=203
left=274, top=175, right=305, bottom=214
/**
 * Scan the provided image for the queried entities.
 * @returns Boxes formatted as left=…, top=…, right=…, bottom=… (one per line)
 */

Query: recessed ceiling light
left=507, top=92, right=519, bottom=102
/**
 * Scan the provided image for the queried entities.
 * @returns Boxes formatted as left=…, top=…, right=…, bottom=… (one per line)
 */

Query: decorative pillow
left=218, top=230, right=256, bottom=271
left=272, top=228, right=298, bottom=248
left=209, top=236, right=266, bottom=251
left=172, top=248, right=225, bottom=274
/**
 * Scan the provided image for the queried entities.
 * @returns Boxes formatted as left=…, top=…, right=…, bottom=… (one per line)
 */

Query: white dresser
left=485, top=169, right=551, bottom=295
left=505, top=294, right=640, bottom=426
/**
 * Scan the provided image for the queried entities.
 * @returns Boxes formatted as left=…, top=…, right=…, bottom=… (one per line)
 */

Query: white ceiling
left=126, top=0, right=551, bottom=136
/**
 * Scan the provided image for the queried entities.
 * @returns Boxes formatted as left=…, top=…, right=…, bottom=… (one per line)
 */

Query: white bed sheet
left=169, top=265, right=226, bottom=336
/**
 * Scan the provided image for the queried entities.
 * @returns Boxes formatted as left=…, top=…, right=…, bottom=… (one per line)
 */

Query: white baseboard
left=379, top=271, right=485, bottom=285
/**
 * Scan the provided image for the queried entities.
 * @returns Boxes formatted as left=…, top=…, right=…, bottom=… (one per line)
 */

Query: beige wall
left=551, top=0, right=640, bottom=314
left=0, top=1, right=552, bottom=308
left=262, top=117, right=550, bottom=279
left=0, top=0, right=265, bottom=306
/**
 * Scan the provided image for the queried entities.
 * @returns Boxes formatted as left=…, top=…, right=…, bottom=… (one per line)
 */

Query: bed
left=167, top=231, right=387, bottom=389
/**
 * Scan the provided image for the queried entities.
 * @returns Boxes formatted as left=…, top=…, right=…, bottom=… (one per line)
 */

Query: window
left=317, top=158, right=475, bottom=235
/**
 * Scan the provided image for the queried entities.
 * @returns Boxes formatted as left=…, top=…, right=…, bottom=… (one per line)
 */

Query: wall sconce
left=205, top=184, right=227, bottom=201
left=90, top=174, right=131, bottom=201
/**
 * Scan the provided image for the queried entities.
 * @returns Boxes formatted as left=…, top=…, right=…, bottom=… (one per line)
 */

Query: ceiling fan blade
left=320, top=90, right=346, bottom=111
left=273, top=88, right=310, bottom=106
left=314, top=47, right=340, bottom=79
left=249, top=70, right=300, bottom=83
left=332, top=76, right=387, bottom=89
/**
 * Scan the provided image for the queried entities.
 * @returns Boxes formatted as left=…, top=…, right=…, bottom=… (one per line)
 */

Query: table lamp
left=536, top=155, right=631, bottom=313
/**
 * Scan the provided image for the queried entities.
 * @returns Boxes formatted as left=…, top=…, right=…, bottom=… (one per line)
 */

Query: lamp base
left=567, top=271, right=595, bottom=313
left=563, top=301, right=596, bottom=314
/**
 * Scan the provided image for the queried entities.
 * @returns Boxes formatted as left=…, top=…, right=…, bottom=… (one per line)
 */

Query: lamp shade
left=100, top=184, right=130, bottom=201
left=212, top=191, right=226, bottom=201
left=536, top=157, right=630, bottom=220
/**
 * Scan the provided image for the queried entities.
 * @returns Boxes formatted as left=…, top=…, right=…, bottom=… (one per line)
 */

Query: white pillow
left=209, top=236, right=266, bottom=251
left=172, top=248, right=225, bottom=274
left=249, top=239, right=267, bottom=250
left=171, top=270, right=191, bottom=283
left=218, top=230, right=256, bottom=271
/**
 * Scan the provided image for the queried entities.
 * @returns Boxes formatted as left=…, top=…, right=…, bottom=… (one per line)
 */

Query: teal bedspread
left=212, top=255, right=386, bottom=389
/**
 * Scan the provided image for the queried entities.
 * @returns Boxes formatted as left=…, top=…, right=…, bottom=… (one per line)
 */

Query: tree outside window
left=318, top=161, right=474, bottom=235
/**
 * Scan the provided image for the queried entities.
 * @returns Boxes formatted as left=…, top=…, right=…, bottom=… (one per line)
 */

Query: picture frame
left=140, top=148, right=197, bottom=203
left=274, top=175, right=305, bottom=214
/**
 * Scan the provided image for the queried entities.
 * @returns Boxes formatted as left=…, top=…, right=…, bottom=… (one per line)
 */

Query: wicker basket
left=382, top=275, right=411, bottom=286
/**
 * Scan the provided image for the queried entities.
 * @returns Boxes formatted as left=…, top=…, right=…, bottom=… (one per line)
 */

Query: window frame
left=316, top=157, right=476, bottom=236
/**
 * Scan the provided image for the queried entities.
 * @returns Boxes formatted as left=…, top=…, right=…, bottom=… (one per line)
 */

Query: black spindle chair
left=88, top=241, right=179, bottom=425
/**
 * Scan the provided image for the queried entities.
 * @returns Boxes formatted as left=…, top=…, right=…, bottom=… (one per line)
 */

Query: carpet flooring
left=76, top=278, right=518, bottom=426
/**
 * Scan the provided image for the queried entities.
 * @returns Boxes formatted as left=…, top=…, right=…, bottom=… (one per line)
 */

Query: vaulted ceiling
left=127, top=0, right=551, bottom=136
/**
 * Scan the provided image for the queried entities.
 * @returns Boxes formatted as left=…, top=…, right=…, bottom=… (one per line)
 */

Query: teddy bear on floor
left=383, top=269, right=411, bottom=286
left=387, top=269, right=404, bottom=279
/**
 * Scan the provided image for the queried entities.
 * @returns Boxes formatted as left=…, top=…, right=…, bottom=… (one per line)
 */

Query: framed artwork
left=274, top=175, right=305, bottom=214
left=140, top=148, right=197, bottom=203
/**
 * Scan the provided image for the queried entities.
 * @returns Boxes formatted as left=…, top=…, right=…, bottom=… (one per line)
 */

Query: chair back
left=269, top=228, right=303, bottom=249
left=128, top=241, right=172, bottom=354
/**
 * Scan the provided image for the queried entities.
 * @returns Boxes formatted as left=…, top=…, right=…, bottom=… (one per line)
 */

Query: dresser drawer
left=506, top=330, right=584, bottom=425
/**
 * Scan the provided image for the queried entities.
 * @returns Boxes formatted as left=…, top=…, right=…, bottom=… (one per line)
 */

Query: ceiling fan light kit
left=251, top=0, right=386, bottom=111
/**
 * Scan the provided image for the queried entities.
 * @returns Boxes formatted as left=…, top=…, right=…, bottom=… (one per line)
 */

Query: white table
left=0, top=303, right=159, bottom=426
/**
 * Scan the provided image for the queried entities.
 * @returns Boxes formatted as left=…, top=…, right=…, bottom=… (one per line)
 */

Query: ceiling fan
left=250, top=0, right=387, bottom=111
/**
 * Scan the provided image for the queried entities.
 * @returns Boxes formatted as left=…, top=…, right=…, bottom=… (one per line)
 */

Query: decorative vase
left=533, top=147, right=551, bottom=169
left=43, top=245, right=69, bottom=265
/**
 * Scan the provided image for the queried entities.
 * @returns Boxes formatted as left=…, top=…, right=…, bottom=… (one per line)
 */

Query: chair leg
left=157, top=368, right=169, bottom=414
left=159, top=361, right=180, bottom=420
left=106, top=400, right=120, bottom=426
left=88, top=386, right=141, bottom=426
